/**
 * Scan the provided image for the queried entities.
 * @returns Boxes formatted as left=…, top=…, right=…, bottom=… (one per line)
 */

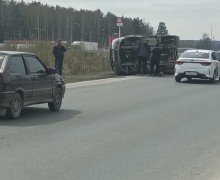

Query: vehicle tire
left=210, top=71, right=216, bottom=83
left=48, top=87, right=62, bottom=111
left=175, top=76, right=181, bottom=82
left=6, top=92, right=23, bottom=119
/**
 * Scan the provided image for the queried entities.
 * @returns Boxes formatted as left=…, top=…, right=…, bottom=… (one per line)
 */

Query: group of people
left=52, top=38, right=165, bottom=77
left=137, top=39, right=164, bottom=76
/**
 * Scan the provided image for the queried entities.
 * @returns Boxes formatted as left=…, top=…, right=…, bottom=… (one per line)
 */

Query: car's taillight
left=200, top=62, right=211, bottom=66
left=175, top=60, right=184, bottom=65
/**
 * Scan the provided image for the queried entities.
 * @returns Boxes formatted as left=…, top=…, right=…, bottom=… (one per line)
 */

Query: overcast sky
left=17, top=0, right=220, bottom=40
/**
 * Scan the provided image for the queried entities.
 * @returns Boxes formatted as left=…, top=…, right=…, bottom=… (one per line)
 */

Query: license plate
left=185, top=72, right=198, bottom=75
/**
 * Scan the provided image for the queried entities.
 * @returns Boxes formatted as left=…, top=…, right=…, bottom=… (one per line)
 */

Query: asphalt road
left=1, top=76, right=220, bottom=180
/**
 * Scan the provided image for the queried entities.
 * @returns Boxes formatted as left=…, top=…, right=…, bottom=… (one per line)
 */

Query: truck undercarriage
left=110, top=35, right=179, bottom=75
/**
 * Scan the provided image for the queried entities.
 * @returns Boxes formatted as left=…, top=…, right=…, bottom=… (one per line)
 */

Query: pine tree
left=156, top=22, right=168, bottom=35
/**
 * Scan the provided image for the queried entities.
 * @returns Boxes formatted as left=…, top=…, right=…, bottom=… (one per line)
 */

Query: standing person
left=150, top=44, right=162, bottom=75
left=137, top=39, right=151, bottom=74
left=52, top=39, right=67, bottom=76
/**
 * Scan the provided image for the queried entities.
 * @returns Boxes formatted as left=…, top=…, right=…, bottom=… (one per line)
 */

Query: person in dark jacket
left=137, top=39, right=151, bottom=74
left=150, top=44, right=162, bottom=75
left=52, top=39, right=67, bottom=76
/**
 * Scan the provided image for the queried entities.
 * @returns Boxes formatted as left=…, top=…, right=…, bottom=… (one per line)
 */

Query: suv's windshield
left=180, top=52, right=209, bottom=59
left=0, top=55, right=5, bottom=69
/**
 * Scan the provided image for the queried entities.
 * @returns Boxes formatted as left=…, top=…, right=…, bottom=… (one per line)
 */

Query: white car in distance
left=174, top=49, right=220, bottom=83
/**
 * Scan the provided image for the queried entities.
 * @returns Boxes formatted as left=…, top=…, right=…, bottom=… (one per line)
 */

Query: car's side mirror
left=48, top=67, right=56, bottom=74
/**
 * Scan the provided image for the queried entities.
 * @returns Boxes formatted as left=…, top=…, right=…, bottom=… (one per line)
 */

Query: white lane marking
left=66, top=76, right=141, bottom=88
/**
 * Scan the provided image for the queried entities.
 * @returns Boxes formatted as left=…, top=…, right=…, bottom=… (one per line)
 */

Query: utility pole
left=58, top=12, right=61, bottom=39
left=97, top=14, right=100, bottom=43
left=66, top=16, right=69, bottom=43
left=81, top=12, right=84, bottom=41
left=119, top=26, right=121, bottom=38
left=37, top=9, right=40, bottom=42
left=1, top=3, right=4, bottom=37
left=89, top=28, right=92, bottom=42
left=51, top=14, right=54, bottom=41
left=210, top=24, right=215, bottom=50
left=70, top=12, right=73, bottom=43
left=19, top=18, right=22, bottom=40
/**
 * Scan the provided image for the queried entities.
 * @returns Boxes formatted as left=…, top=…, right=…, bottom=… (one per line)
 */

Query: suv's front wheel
left=48, top=87, right=62, bottom=111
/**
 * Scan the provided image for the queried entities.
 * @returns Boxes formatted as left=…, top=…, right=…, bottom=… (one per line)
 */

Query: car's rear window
left=0, top=55, right=5, bottom=68
left=180, top=52, right=209, bottom=59
left=178, top=48, right=192, bottom=54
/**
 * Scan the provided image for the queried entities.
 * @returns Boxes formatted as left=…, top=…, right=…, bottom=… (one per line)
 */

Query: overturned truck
left=110, top=35, right=179, bottom=75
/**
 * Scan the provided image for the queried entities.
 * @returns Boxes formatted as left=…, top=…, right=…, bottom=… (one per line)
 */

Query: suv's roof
left=0, top=51, right=35, bottom=56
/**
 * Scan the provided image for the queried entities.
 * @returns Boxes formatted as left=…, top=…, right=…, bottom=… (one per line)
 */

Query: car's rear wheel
left=6, top=92, right=23, bottom=119
left=175, top=76, right=181, bottom=82
left=48, top=87, right=62, bottom=111
left=210, top=71, right=216, bottom=83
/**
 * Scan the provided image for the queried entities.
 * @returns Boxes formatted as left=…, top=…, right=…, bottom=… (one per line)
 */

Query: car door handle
left=31, top=76, right=37, bottom=81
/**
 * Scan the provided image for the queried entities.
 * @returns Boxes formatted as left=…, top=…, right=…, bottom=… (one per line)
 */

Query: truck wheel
left=6, top=92, right=23, bottom=119
left=48, top=87, right=62, bottom=111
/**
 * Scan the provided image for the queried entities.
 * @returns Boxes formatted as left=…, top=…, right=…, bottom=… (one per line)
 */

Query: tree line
left=0, top=0, right=155, bottom=47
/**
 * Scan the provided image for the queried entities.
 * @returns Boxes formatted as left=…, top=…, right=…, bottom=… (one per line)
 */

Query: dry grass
left=0, top=42, right=112, bottom=76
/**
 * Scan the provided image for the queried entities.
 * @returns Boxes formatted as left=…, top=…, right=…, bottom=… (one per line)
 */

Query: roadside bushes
left=0, top=42, right=111, bottom=75
left=64, top=47, right=111, bottom=75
